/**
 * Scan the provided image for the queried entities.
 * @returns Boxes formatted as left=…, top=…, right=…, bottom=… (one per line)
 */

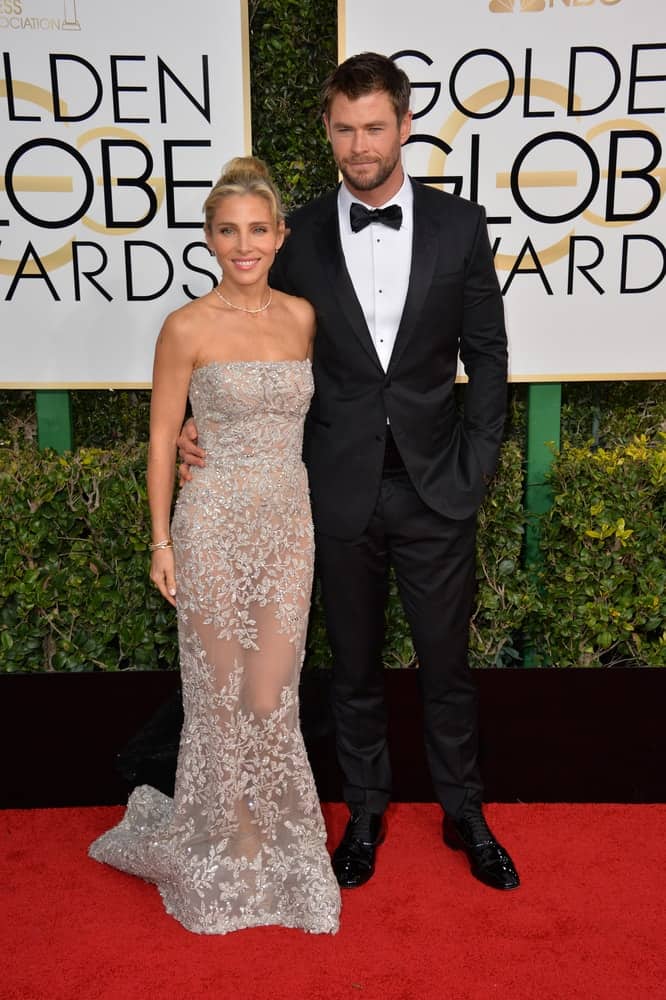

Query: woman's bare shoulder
left=273, top=289, right=315, bottom=326
left=156, top=294, right=212, bottom=359
left=165, top=293, right=213, bottom=329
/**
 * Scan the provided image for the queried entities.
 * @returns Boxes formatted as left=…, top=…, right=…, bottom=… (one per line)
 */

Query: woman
left=89, top=157, right=341, bottom=935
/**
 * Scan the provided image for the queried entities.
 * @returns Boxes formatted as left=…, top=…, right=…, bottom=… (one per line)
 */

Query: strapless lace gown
left=89, top=360, right=340, bottom=935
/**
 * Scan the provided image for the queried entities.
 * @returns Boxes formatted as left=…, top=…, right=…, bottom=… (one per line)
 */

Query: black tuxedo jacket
left=271, top=179, right=508, bottom=540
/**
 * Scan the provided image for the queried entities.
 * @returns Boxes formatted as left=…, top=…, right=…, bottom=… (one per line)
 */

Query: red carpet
left=2, top=803, right=665, bottom=1000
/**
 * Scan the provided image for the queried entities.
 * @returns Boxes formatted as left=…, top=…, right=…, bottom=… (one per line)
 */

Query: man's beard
left=338, top=148, right=401, bottom=192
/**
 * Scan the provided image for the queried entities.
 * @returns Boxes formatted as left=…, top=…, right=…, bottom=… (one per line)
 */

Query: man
left=181, top=52, right=519, bottom=892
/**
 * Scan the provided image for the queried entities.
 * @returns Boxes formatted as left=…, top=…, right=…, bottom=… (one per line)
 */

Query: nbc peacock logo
left=489, top=0, right=622, bottom=11
left=489, top=0, right=545, bottom=10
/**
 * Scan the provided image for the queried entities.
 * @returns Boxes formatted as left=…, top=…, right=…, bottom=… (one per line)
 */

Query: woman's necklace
left=214, top=284, right=272, bottom=315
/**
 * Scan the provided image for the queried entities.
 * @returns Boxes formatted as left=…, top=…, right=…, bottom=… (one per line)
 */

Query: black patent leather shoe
left=332, top=809, right=386, bottom=889
left=443, top=809, right=520, bottom=891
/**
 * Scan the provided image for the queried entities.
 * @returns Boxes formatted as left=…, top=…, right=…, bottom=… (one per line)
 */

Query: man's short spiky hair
left=321, top=52, right=411, bottom=122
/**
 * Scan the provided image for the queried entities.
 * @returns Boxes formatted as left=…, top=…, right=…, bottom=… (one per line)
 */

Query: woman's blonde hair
left=203, top=156, right=284, bottom=231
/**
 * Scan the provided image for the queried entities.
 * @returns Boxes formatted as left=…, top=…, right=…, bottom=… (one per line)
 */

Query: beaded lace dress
left=89, top=360, right=340, bottom=935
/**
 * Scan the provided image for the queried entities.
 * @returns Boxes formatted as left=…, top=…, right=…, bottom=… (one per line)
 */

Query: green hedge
left=0, top=439, right=176, bottom=672
left=2, top=385, right=663, bottom=671
left=249, top=0, right=337, bottom=211
left=0, top=409, right=535, bottom=671
left=532, top=433, right=666, bottom=666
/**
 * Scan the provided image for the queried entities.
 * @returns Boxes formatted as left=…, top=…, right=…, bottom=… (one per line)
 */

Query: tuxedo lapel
left=313, top=193, right=384, bottom=370
left=387, top=181, right=438, bottom=375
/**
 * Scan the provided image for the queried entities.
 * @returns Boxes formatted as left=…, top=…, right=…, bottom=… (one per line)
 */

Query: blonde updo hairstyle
left=203, top=156, right=284, bottom=233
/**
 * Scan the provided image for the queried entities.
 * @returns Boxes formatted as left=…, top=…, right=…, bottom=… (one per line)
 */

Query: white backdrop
left=341, top=0, right=666, bottom=380
left=0, top=0, right=249, bottom=387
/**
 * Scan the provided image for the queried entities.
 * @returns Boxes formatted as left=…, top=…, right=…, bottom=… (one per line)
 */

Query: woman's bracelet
left=149, top=537, right=173, bottom=552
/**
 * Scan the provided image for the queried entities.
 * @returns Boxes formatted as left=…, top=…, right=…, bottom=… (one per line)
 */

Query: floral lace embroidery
left=89, top=361, right=340, bottom=935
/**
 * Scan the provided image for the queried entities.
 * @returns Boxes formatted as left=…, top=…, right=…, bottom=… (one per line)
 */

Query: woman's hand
left=177, top=417, right=205, bottom=486
left=150, top=548, right=177, bottom=606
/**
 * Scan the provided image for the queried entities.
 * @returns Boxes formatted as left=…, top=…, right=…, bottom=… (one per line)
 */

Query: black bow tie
left=349, top=202, right=403, bottom=233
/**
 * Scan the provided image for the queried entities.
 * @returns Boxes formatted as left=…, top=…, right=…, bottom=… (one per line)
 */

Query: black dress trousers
left=314, top=432, right=483, bottom=818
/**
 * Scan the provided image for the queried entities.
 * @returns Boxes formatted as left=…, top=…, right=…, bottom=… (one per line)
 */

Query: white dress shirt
left=337, top=175, right=413, bottom=372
